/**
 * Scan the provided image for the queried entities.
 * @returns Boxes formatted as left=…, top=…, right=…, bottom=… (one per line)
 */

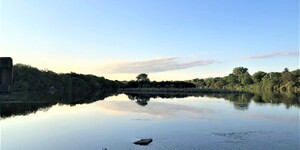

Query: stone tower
left=0, top=57, right=13, bottom=93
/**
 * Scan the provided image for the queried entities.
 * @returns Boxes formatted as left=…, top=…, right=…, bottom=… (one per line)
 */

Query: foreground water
left=1, top=92, right=299, bottom=150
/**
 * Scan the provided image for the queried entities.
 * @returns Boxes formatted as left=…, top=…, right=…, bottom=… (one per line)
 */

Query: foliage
left=136, top=73, right=150, bottom=82
left=11, top=64, right=300, bottom=94
left=252, top=71, right=267, bottom=83
left=233, top=67, right=248, bottom=75
left=240, top=73, right=253, bottom=85
left=189, top=67, right=300, bottom=93
left=123, top=74, right=196, bottom=88
left=12, top=64, right=122, bottom=92
left=125, top=80, right=195, bottom=88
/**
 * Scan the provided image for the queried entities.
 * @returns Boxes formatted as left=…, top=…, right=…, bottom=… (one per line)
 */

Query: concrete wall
left=0, top=57, right=13, bottom=93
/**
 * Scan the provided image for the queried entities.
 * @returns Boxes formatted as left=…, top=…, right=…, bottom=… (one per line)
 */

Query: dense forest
left=13, top=64, right=122, bottom=93
left=11, top=64, right=300, bottom=94
left=12, top=65, right=195, bottom=92
left=2, top=64, right=299, bottom=119
left=188, top=67, right=300, bottom=94
left=124, top=73, right=195, bottom=88
left=122, top=67, right=300, bottom=94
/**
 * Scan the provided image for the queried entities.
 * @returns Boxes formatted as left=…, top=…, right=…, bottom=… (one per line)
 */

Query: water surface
left=1, top=92, right=299, bottom=150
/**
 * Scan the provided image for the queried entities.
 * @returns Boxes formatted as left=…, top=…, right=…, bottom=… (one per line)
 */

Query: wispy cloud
left=100, top=57, right=215, bottom=74
left=245, top=51, right=299, bottom=60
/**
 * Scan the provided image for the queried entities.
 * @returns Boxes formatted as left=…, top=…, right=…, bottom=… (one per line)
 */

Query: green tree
left=213, top=77, right=227, bottom=88
left=252, top=71, right=267, bottom=83
left=233, top=67, right=248, bottom=76
left=283, top=68, right=289, bottom=73
left=291, top=69, right=300, bottom=85
left=136, top=73, right=150, bottom=82
left=262, top=72, right=281, bottom=90
left=281, top=70, right=296, bottom=84
left=232, top=67, right=250, bottom=84
left=240, top=73, right=253, bottom=85
left=225, top=73, right=239, bottom=84
left=204, top=78, right=214, bottom=88
left=192, top=78, right=206, bottom=88
left=291, top=69, right=300, bottom=77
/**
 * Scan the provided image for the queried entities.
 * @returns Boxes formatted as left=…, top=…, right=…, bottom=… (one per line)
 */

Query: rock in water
left=134, top=138, right=153, bottom=145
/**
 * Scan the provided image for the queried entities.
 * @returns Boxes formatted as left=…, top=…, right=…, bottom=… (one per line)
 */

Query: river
left=1, top=92, right=299, bottom=150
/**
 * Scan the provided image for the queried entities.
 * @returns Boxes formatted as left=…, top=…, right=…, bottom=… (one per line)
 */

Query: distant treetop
left=136, top=73, right=150, bottom=82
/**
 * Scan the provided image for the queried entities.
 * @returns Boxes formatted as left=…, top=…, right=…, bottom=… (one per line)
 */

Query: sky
left=1, top=0, right=299, bottom=81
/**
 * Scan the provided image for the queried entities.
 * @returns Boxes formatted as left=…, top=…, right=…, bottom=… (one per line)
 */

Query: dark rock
left=133, top=138, right=153, bottom=145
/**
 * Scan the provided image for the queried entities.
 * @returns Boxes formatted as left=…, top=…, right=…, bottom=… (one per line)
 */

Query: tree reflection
left=1, top=91, right=299, bottom=119
left=127, top=93, right=151, bottom=106
left=0, top=90, right=117, bottom=119
left=224, top=93, right=253, bottom=110
left=124, top=92, right=299, bottom=110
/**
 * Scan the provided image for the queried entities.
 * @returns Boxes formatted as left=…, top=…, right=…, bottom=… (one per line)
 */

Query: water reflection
left=0, top=90, right=117, bottom=119
left=1, top=91, right=299, bottom=150
left=99, top=101, right=214, bottom=119
left=126, top=92, right=300, bottom=110
left=1, top=91, right=299, bottom=119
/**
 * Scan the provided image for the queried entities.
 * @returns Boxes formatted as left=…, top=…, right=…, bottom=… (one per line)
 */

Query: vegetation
left=123, top=73, right=195, bottom=88
left=13, top=64, right=123, bottom=93
left=11, top=64, right=300, bottom=95
left=189, top=67, right=300, bottom=94
left=2, top=64, right=299, bottom=118
left=2, top=90, right=298, bottom=119
left=136, top=73, right=150, bottom=82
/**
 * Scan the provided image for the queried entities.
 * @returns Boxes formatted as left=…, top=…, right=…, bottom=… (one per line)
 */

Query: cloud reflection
left=248, top=113, right=298, bottom=123
left=99, top=101, right=213, bottom=119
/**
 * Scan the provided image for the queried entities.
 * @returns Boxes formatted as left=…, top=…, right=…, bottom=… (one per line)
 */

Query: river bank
left=118, top=88, right=246, bottom=94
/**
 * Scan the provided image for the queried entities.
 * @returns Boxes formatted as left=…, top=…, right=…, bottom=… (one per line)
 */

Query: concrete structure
left=0, top=57, right=13, bottom=93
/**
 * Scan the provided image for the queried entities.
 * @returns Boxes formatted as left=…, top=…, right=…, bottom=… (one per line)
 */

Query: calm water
left=1, top=92, right=299, bottom=150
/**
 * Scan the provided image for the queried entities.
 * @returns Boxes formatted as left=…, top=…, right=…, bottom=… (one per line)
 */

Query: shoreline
left=118, top=88, right=246, bottom=94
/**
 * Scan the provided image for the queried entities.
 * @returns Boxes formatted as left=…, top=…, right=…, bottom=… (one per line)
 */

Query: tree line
left=188, top=67, right=300, bottom=93
left=11, top=64, right=300, bottom=94
left=123, top=73, right=196, bottom=88
left=13, top=64, right=122, bottom=92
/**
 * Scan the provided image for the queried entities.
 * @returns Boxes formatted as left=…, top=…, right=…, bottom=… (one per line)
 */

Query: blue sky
left=1, top=0, right=299, bottom=81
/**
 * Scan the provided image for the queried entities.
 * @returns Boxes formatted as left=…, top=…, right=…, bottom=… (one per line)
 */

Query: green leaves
left=136, top=73, right=150, bottom=82
left=190, top=67, right=300, bottom=93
